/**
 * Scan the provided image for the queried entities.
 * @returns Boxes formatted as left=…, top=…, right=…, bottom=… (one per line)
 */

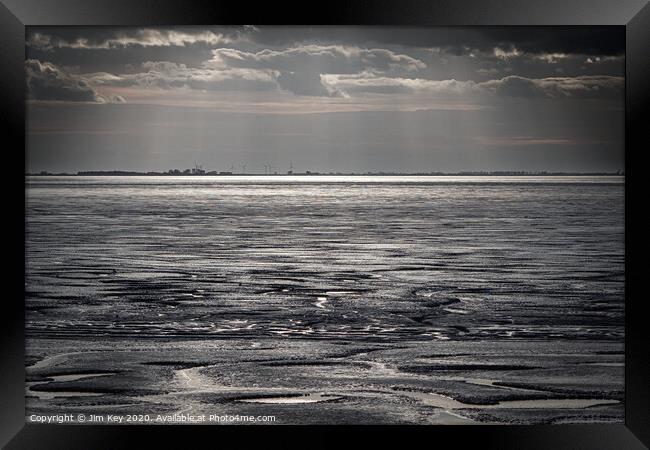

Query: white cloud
left=27, top=52, right=624, bottom=107
left=493, top=46, right=523, bottom=60
left=203, top=45, right=427, bottom=96
left=532, top=53, right=571, bottom=64
left=321, top=72, right=475, bottom=96
left=87, top=61, right=279, bottom=92
left=207, top=45, right=427, bottom=73
left=321, top=72, right=623, bottom=99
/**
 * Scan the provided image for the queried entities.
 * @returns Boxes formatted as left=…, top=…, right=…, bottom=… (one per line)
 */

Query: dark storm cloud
left=25, top=27, right=625, bottom=96
left=26, top=59, right=101, bottom=102
left=476, top=28, right=624, bottom=57
left=276, top=71, right=336, bottom=97
left=27, top=26, right=624, bottom=69
left=27, top=27, right=247, bottom=50
left=25, top=27, right=253, bottom=74
left=236, top=26, right=624, bottom=57
left=26, top=59, right=127, bottom=103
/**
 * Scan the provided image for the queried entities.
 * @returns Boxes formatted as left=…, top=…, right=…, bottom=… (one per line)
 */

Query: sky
left=25, top=26, right=625, bottom=173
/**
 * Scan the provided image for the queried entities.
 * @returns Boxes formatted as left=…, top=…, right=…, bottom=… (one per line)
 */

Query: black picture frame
left=2, top=0, right=648, bottom=448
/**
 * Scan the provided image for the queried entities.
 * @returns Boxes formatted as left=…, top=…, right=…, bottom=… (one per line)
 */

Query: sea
left=24, top=175, right=625, bottom=424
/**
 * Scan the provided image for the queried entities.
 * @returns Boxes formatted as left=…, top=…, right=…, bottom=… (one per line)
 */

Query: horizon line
left=26, top=170, right=625, bottom=176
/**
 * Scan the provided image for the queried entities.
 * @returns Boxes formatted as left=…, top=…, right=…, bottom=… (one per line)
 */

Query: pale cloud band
left=321, top=72, right=623, bottom=98
left=26, top=58, right=623, bottom=109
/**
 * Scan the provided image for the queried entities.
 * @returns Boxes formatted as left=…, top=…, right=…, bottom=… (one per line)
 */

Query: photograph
left=24, top=25, right=626, bottom=426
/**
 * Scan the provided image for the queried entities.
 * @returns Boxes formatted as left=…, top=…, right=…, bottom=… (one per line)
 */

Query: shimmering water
left=24, top=175, right=625, bottom=424
left=26, top=175, right=624, bottom=341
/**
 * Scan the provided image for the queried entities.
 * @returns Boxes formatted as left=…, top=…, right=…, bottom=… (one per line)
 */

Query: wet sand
left=25, top=176, right=624, bottom=424
left=25, top=338, right=623, bottom=424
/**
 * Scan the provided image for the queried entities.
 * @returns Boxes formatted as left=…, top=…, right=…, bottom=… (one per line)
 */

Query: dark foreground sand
left=26, top=337, right=623, bottom=424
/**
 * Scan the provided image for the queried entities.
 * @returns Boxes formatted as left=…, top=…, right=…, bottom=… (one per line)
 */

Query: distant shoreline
left=26, top=171, right=624, bottom=177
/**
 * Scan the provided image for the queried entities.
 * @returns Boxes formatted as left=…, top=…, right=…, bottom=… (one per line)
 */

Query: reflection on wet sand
left=25, top=177, right=624, bottom=424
